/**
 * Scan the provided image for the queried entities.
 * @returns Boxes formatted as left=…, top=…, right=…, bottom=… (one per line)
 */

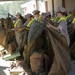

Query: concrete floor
left=69, top=60, right=75, bottom=75
left=0, top=58, right=10, bottom=75
left=0, top=57, right=75, bottom=75
left=0, top=66, right=9, bottom=75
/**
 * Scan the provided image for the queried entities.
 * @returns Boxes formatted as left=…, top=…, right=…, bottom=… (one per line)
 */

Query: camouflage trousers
left=15, top=31, right=22, bottom=50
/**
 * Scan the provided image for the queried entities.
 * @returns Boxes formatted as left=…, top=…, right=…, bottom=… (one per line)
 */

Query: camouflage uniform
left=58, top=18, right=70, bottom=46
left=14, top=19, right=23, bottom=50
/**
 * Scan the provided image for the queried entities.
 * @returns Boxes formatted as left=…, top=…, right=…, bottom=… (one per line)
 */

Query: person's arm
left=11, top=21, right=28, bottom=31
left=11, top=26, right=29, bottom=31
left=17, top=20, right=30, bottom=31
left=46, top=23, right=60, bottom=31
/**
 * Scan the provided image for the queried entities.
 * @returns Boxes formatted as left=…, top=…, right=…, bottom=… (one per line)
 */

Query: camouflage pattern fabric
left=70, top=41, right=75, bottom=58
left=23, top=22, right=71, bottom=75
left=46, top=28, right=71, bottom=75
left=28, top=20, right=45, bottom=43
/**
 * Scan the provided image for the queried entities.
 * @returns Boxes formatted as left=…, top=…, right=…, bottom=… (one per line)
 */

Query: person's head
left=16, top=13, right=21, bottom=19
left=26, top=14, right=33, bottom=21
left=57, top=7, right=67, bottom=18
left=32, top=10, right=40, bottom=18
left=45, top=12, right=51, bottom=20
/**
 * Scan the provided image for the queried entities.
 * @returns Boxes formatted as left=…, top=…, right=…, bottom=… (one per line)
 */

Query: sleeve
left=58, top=22, right=63, bottom=32
left=58, top=21, right=66, bottom=32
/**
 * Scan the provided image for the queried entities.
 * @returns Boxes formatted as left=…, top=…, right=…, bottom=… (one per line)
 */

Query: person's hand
left=11, top=28, right=15, bottom=30
left=46, top=23, right=52, bottom=28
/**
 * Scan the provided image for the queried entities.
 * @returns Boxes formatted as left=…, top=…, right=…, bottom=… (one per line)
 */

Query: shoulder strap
left=27, top=19, right=34, bottom=27
left=14, top=19, right=21, bottom=28
left=57, top=17, right=66, bottom=23
left=72, top=18, right=75, bottom=24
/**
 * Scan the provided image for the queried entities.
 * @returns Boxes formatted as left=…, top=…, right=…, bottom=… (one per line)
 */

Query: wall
left=21, top=0, right=46, bottom=15
left=65, top=0, right=75, bottom=12
left=47, top=0, right=62, bottom=16
left=54, top=0, right=62, bottom=13
left=21, top=0, right=36, bottom=15
left=47, top=0, right=52, bottom=15
left=45, top=0, right=75, bottom=16
left=38, top=1, right=46, bottom=13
